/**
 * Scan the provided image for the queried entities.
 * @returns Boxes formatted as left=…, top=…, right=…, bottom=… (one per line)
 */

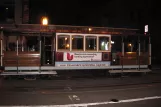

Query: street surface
left=0, top=70, right=161, bottom=107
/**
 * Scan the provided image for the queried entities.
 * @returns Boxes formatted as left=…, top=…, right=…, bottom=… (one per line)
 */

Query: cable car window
left=5, top=36, right=16, bottom=51
left=140, top=36, right=149, bottom=52
left=57, top=35, right=70, bottom=50
left=72, top=35, right=84, bottom=50
left=25, top=36, right=39, bottom=52
left=124, top=36, right=138, bottom=52
left=99, top=36, right=109, bottom=51
left=86, top=36, right=97, bottom=50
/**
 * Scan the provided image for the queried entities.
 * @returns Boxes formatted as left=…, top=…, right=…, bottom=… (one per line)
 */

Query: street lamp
left=42, top=17, right=48, bottom=26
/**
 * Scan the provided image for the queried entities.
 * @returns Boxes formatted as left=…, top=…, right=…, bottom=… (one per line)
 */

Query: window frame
left=56, top=34, right=70, bottom=52
left=85, top=35, right=97, bottom=51
left=71, top=35, right=84, bottom=51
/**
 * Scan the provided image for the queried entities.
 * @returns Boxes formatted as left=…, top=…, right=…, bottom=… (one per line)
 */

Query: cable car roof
left=0, top=24, right=138, bottom=35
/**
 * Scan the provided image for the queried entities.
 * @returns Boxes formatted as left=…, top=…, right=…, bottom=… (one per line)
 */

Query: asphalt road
left=0, top=70, right=161, bottom=107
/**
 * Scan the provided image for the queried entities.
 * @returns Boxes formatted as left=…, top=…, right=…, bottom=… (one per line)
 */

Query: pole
left=149, top=35, right=151, bottom=65
left=138, top=36, right=140, bottom=71
left=39, top=26, right=42, bottom=73
left=0, top=39, right=2, bottom=66
left=17, top=36, right=19, bottom=73
left=121, top=36, right=124, bottom=72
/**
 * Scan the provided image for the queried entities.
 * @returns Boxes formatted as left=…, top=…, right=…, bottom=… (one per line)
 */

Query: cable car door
left=41, top=34, right=55, bottom=66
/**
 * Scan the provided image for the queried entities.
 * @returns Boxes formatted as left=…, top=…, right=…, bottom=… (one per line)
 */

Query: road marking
left=1, top=96, right=161, bottom=107
left=68, top=95, right=80, bottom=103
left=68, top=95, right=75, bottom=104
left=67, top=87, right=72, bottom=91
left=64, top=86, right=72, bottom=91
left=72, top=95, right=80, bottom=101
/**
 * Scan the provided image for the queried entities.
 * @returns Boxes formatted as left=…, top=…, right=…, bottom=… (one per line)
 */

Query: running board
left=4, top=65, right=148, bottom=71
left=109, top=69, right=151, bottom=73
left=0, top=71, right=57, bottom=75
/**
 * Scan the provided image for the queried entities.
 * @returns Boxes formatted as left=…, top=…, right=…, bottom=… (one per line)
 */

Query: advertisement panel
left=63, top=52, right=102, bottom=61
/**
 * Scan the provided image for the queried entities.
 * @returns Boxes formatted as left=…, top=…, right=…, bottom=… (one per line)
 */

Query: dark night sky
left=29, top=0, right=160, bottom=26
left=0, top=0, right=160, bottom=28
left=29, top=0, right=111, bottom=26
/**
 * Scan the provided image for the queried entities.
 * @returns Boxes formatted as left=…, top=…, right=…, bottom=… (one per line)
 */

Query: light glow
left=89, top=28, right=92, bottom=31
left=111, top=41, right=114, bottom=44
left=128, top=43, right=132, bottom=47
left=66, top=44, right=70, bottom=48
left=42, top=17, right=48, bottom=25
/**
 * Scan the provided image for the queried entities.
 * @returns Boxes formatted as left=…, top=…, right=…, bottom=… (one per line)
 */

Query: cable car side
left=0, top=24, right=151, bottom=75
